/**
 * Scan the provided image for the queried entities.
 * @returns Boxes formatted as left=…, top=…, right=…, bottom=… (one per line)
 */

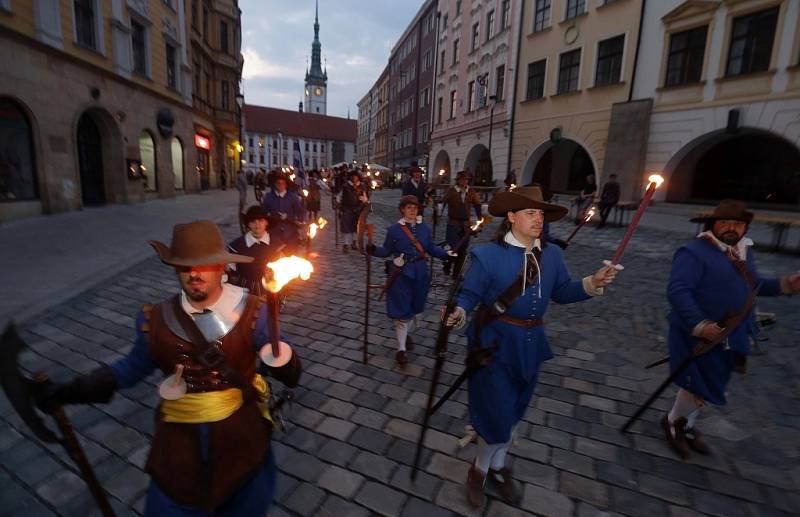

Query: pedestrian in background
left=596, top=174, right=620, bottom=229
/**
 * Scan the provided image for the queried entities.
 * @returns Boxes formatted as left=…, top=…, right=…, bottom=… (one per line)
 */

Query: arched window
left=139, top=131, right=157, bottom=191
left=171, top=137, right=184, bottom=190
left=0, top=98, right=37, bottom=201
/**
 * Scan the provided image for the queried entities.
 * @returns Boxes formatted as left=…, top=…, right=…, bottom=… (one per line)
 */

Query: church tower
left=304, top=0, right=327, bottom=115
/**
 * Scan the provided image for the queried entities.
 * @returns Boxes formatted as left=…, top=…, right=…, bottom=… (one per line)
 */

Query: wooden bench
left=612, top=201, right=638, bottom=227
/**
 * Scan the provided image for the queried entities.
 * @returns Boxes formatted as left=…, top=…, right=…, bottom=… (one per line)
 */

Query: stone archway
left=432, top=149, right=451, bottom=183
left=665, top=128, right=800, bottom=208
left=74, top=107, right=123, bottom=206
left=0, top=97, right=38, bottom=202
left=521, top=138, right=596, bottom=194
left=464, top=144, right=493, bottom=186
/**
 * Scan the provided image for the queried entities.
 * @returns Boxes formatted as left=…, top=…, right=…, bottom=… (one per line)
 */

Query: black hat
left=242, top=205, right=269, bottom=224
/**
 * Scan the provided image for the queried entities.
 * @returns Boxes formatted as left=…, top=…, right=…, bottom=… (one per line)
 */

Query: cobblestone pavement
left=1, top=189, right=799, bottom=517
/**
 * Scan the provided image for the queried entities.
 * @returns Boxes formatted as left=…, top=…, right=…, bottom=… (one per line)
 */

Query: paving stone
left=283, top=481, right=326, bottom=516
left=579, top=394, right=618, bottom=413
left=513, top=457, right=559, bottom=490
left=384, top=418, right=420, bottom=442
left=522, top=483, right=575, bottom=517
left=292, top=406, right=326, bottom=428
left=355, top=481, right=407, bottom=517
left=390, top=465, right=441, bottom=502
left=315, top=494, right=372, bottom=517
left=636, top=472, right=689, bottom=505
left=325, top=382, right=359, bottom=402
left=551, top=448, right=596, bottom=478
left=433, top=481, right=483, bottom=517
left=352, top=390, right=387, bottom=411
left=105, top=465, right=150, bottom=504
left=705, top=470, right=765, bottom=503
left=425, top=453, right=470, bottom=483
left=537, top=397, right=575, bottom=417
left=348, top=426, right=393, bottom=454
left=317, top=464, right=366, bottom=498
left=529, top=424, right=572, bottom=449
left=597, top=461, right=638, bottom=489
left=559, top=472, right=610, bottom=507
left=386, top=438, right=431, bottom=467
left=280, top=450, right=327, bottom=482
left=35, top=470, right=86, bottom=507
left=690, top=488, right=750, bottom=517
left=317, top=416, right=357, bottom=441
left=14, top=453, right=63, bottom=487
left=351, top=450, right=398, bottom=483
left=319, top=397, right=357, bottom=420
left=574, top=436, right=620, bottom=462
left=611, top=487, right=670, bottom=517
left=285, top=425, right=326, bottom=452
left=401, top=497, right=456, bottom=517
left=316, top=438, right=359, bottom=467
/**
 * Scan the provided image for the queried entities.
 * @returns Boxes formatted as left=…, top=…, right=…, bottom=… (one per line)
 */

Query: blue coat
left=371, top=221, right=449, bottom=320
left=456, top=240, right=593, bottom=444
left=667, top=238, right=781, bottom=405
left=261, top=190, right=304, bottom=250
left=401, top=179, right=428, bottom=205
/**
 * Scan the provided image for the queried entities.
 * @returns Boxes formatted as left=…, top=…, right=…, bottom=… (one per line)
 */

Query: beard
left=716, top=231, right=742, bottom=246
left=185, top=288, right=209, bottom=302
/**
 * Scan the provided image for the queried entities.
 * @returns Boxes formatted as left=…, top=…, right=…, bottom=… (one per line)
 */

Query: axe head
left=0, top=324, right=58, bottom=443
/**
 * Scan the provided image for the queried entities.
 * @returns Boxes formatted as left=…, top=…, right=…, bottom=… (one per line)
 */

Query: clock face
left=315, top=87, right=323, bottom=96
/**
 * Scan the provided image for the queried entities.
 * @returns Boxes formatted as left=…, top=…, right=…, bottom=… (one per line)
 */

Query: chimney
left=299, top=101, right=304, bottom=113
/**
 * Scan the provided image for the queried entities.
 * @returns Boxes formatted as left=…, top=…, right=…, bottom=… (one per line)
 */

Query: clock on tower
left=315, top=87, right=323, bottom=96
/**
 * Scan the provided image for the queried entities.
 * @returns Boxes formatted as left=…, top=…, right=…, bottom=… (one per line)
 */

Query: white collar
left=504, top=231, right=541, bottom=252
left=181, top=283, right=246, bottom=316
left=411, top=179, right=419, bottom=187
left=697, top=231, right=752, bottom=260
left=455, top=185, right=468, bottom=193
left=274, top=189, right=286, bottom=198
left=398, top=216, right=423, bottom=225
left=245, top=231, right=270, bottom=247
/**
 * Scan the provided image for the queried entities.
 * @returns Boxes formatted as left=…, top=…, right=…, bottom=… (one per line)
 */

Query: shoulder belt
left=698, top=236, right=757, bottom=289
left=477, top=247, right=542, bottom=326
left=398, top=224, right=428, bottom=259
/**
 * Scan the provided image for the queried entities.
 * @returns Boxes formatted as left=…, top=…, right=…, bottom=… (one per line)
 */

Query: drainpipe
left=627, top=0, right=647, bottom=102
left=505, top=0, right=526, bottom=180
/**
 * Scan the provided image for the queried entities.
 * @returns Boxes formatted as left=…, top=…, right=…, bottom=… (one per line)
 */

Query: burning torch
left=260, top=256, right=314, bottom=366
left=604, top=174, right=664, bottom=270
left=305, top=216, right=328, bottom=255
left=565, top=205, right=596, bottom=244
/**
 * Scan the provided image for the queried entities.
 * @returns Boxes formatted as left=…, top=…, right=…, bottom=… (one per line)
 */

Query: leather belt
left=498, top=315, right=544, bottom=328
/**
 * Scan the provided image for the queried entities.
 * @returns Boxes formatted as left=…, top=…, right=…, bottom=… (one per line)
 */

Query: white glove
left=279, top=212, right=287, bottom=220
left=393, top=253, right=405, bottom=267
left=446, top=250, right=458, bottom=257
left=444, top=306, right=467, bottom=329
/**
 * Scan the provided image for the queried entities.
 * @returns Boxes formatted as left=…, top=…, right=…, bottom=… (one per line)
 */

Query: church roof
left=244, top=105, right=356, bottom=142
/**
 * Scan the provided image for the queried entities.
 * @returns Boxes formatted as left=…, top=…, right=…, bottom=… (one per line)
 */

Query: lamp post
left=486, top=94, right=497, bottom=187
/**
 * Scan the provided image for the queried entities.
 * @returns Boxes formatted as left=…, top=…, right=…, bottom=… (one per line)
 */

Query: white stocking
left=474, top=437, right=503, bottom=474
left=393, top=319, right=409, bottom=352
left=668, top=388, right=703, bottom=430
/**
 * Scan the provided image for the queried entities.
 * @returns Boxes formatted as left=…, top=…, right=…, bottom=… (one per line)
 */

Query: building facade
left=388, top=0, right=438, bottom=172
left=430, top=0, right=521, bottom=186
left=509, top=0, right=645, bottom=200
left=356, top=90, right=372, bottom=163
left=243, top=104, right=355, bottom=175
left=0, top=0, right=243, bottom=222
left=632, top=0, right=800, bottom=208
left=373, top=65, right=391, bottom=168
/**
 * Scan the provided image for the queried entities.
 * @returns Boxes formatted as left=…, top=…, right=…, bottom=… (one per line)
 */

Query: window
left=665, top=26, right=708, bottom=86
left=471, top=23, right=480, bottom=51
left=272, top=140, right=277, bottom=149
left=139, top=131, right=157, bottom=192
left=204, top=71, right=210, bottom=102
left=595, top=35, right=624, bottom=86
left=449, top=90, right=457, bottom=118
left=558, top=49, right=581, bottom=94
left=422, top=50, right=432, bottom=71
left=456, top=0, right=461, bottom=16
left=419, top=123, right=428, bottom=143
left=565, top=0, right=585, bottom=20
left=260, top=155, right=265, bottom=164
left=166, top=44, right=177, bottom=88
left=258, top=137, right=264, bottom=147
left=321, top=143, right=325, bottom=152
left=495, top=65, right=505, bottom=101
left=437, top=96, right=443, bottom=123
left=74, top=0, right=96, bottom=49
left=486, top=10, right=495, bottom=41
left=171, top=137, right=184, bottom=189
left=283, top=140, right=287, bottom=150
left=452, top=39, right=459, bottom=65
left=221, top=80, right=229, bottom=110
left=0, top=99, right=38, bottom=201
left=305, top=142, right=309, bottom=152
left=440, top=49, right=446, bottom=74
left=501, top=0, right=511, bottom=29
left=442, top=14, right=448, bottom=33
left=304, top=157, right=309, bottom=166
left=220, top=21, right=229, bottom=53
left=313, top=143, right=317, bottom=152
left=533, top=0, right=551, bottom=32
left=193, top=59, right=201, bottom=96
left=526, top=59, right=546, bottom=100
left=272, top=156, right=277, bottom=165
left=726, top=7, right=778, bottom=77
left=131, top=20, right=147, bottom=76
left=202, top=7, right=208, bottom=41
left=248, top=137, right=254, bottom=148
left=467, top=81, right=476, bottom=111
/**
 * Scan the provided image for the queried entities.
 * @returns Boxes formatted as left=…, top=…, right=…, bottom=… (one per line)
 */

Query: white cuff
left=582, top=276, right=603, bottom=297
left=692, top=319, right=715, bottom=338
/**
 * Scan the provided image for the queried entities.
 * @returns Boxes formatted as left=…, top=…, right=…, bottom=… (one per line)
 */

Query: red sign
left=194, top=134, right=211, bottom=150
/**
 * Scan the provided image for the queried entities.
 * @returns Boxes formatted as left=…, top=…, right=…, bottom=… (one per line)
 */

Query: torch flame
left=302, top=189, right=309, bottom=197
left=371, top=180, right=378, bottom=189
left=322, top=177, right=328, bottom=182
left=438, top=169, right=445, bottom=176
left=308, top=223, right=318, bottom=239
left=317, top=217, right=328, bottom=229
left=648, top=174, right=665, bottom=188
left=289, top=173, right=296, bottom=181
left=470, top=217, right=485, bottom=231
left=375, top=171, right=380, bottom=176
left=585, top=206, right=596, bottom=222
left=265, top=256, right=314, bottom=293
left=509, top=183, right=517, bottom=191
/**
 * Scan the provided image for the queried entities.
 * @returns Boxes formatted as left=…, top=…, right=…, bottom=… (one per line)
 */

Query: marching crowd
left=11, top=163, right=800, bottom=516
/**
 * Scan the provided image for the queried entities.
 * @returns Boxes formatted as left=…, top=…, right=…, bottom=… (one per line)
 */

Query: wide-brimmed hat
left=456, top=170, right=471, bottom=180
left=689, top=199, right=754, bottom=224
left=148, top=220, right=253, bottom=267
left=489, top=186, right=568, bottom=222
left=398, top=195, right=421, bottom=210
left=242, top=205, right=269, bottom=224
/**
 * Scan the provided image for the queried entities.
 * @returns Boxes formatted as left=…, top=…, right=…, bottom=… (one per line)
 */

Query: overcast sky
left=240, top=0, right=424, bottom=119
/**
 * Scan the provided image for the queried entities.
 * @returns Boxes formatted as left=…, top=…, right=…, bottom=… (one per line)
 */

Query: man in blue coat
left=368, top=195, right=454, bottom=365
left=261, top=172, right=304, bottom=254
left=401, top=167, right=429, bottom=216
left=663, top=200, right=800, bottom=458
left=446, top=186, right=618, bottom=508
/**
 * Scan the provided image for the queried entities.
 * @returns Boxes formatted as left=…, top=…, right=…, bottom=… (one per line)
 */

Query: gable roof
left=244, top=104, right=357, bottom=142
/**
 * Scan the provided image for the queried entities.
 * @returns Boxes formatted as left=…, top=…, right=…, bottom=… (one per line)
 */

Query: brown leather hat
left=148, top=220, right=254, bottom=266
left=689, top=199, right=754, bottom=224
left=489, top=186, right=568, bottom=222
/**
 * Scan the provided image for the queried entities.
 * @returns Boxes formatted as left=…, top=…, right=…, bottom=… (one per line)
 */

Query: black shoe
left=661, top=415, right=690, bottom=460
left=405, top=336, right=414, bottom=351
left=685, top=426, right=711, bottom=455
left=395, top=350, right=408, bottom=366
left=489, top=467, right=522, bottom=505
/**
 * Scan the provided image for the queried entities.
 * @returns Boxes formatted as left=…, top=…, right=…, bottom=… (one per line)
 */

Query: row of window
left=533, top=0, right=617, bottom=32
left=190, top=0, right=237, bottom=55
left=247, top=136, right=326, bottom=154
left=436, top=63, right=506, bottom=124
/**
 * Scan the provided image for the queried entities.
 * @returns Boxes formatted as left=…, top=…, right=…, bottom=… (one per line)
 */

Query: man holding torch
left=367, top=195, right=455, bottom=366
left=261, top=172, right=304, bottom=255
left=442, top=171, right=483, bottom=277
left=339, top=168, right=368, bottom=253
left=660, top=200, right=800, bottom=458
left=32, top=221, right=302, bottom=515
left=444, top=186, right=617, bottom=508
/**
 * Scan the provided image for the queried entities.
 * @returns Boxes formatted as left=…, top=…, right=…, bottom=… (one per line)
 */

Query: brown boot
left=395, top=350, right=408, bottom=366
left=465, top=465, right=487, bottom=508
left=661, top=415, right=690, bottom=459
left=489, top=467, right=521, bottom=505
left=685, top=425, right=711, bottom=455
left=405, top=335, right=414, bottom=351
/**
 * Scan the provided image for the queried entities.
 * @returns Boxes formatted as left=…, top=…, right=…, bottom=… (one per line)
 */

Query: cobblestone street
left=1, top=189, right=799, bottom=517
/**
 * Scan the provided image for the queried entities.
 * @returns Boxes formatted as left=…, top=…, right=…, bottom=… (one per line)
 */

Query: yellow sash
left=161, top=375, right=272, bottom=424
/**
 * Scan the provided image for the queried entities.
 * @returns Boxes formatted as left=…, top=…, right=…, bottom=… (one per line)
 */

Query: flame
left=371, top=180, right=378, bottom=189
left=289, top=173, right=296, bottom=181
left=648, top=174, right=665, bottom=188
left=509, top=183, right=517, bottom=191
left=375, top=171, right=380, bottom=176
left=470, top=217, right=485, bottom=231
left=585, top=206, right=596, bottom=222
left=366, top=171, right=372, bottom=176
left=317, top=217, right=328, bottom=229
left=265, top=256, right=314, bottom=293
left=439, top=169, right=445, bottom=176
left=302, top=189, right=309, bottom=197
left=308, top=223, right=318, bottom=238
